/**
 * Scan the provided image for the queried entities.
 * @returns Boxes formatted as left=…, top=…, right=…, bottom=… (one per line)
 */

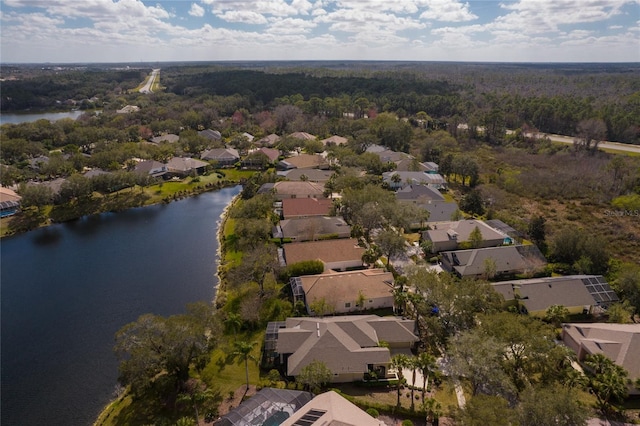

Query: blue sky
left=1, top=0, right=639, bottom=63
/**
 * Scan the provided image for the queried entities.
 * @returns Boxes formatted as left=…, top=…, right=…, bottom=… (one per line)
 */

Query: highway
left=504, top=129, right=640, bottom=154
left=139, top=68, right=160, bottom=94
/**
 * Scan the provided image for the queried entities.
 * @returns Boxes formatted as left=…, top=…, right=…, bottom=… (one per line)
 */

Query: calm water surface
left=0, top=186, right=241, bottom=426
left=0, top=110, right=91, bottom=125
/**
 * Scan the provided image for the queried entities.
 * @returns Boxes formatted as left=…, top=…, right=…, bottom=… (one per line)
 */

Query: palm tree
left=391, top=354, right=410, bottom=407
left=416, top=352, right=437, bottom=403
left=232, top=340, right=258, bottom=390
left=407, top=356, right=418, bottom=411
left=177, top=385, right=216, bottom=425
left=422, top=397, right=442, bottom=426
left=224, top=312, right=243, bottom=337
left=584, top=353, right=629, bottom=414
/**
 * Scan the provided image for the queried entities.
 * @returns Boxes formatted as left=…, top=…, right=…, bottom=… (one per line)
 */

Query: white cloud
left=418, top=0, right=477, bottom=22
left=217, top=10, right=268, bottom=24
left=210, top=0, right=308, bottom=17
left=189, top=3, right=205, bottom=17
left=267, top=17, right=317, bottom=34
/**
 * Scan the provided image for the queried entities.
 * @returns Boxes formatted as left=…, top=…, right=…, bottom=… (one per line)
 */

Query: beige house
left=259, top=181, right=326, bottom=200
left=269, top=315, right=418, bottom=383
left=441, top=245, right=547, bottom=278
left=277, top=153, right=329, bottom=170
left=291, top=269, right=394, bottom=314
left=321, top=135, right=348, bottom=146
left=281, top=198, right=333, bottom=219
left=281, top=391, right=385, bottom=426
left=423, top=219, right=510, bottom=253
left=283, top=238, right=364, bottom=271
left=562, top=323, right=640, bottom=380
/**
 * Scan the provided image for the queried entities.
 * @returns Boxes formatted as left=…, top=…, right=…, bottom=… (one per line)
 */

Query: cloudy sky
left=1, top=0, right=639, bottom=63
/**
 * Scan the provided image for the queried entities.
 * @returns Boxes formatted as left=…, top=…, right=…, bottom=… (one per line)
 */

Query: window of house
left=345, top=302, right=351, bottom=308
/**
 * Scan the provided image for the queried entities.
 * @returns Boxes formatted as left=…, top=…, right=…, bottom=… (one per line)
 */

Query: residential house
left=485, top=219, right=522, bottom=242
left=281, top=391, right=386, bottom=426
left=200, top=148, right=240, bottom=167
left=562, top=323, right=640, bottom=381
left=116, top=105, right=139, bottom=114
left=492, top=275, right=619, bottom=316
left=283, top=238, right=364, bottom=271
left=134, top=160, right=167, bottom=178
left=259, top=181, right=325, bottom=200
left=150, top=134, right=179, bottom=144
left=274, top=216, right=350, bottom=241
left=0, top=186, right=21, bottom=217
left=321, top=135, right=348, bottom=146
left=441, top=245, right=547, bottom=278
left=281, top=197, right=333, bottom=219
left=198, top=129, right=222, bottom=141
left=422, top=219, right=509, bottom=253
left=214, top=388, right=314, bottom=426
left=290, top=269, right=394, bottom=315
left=395, top=184, right=459, bottom=223
left=83, top=169, right=110, bottom=179
left=395, top=157, right=435, bottom=172
left=32, top=178, right=67, bottom=196
left=241, top=147, right=279, bottom=169
left=28, top=155, right=49, bottom=170
left=289, top=131, right=317, bottom=141
left=279, top=168, right=334, bottom=182
left=257, top=133, right=281, bottom=146
left=266, top=315, right=418, bottom=382
left=241, top=132, right=255, bottom=142
left=165, top=157, right=209, bottom=177
left=383, top=171, right=446, bottom=190
left=277, top=153, right=329, bottom=170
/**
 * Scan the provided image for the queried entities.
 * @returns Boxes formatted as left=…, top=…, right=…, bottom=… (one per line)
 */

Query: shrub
left=401, top=421, right=414, bottom=426
left=366, top=408, right=379, bottom=418
left=285, top=260, right=324, bottom=278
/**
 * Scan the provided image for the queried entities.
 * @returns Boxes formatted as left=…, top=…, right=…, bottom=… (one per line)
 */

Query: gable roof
left=281, top=391, right=385, bottom=426
left=394, top=157, right=433, bottom=172
left=442, top=245, right=547, bottom=277
left=276, top=315, right=417, bottom=376
left=0, top=186, right=21, bottom=203
left=134, top=159, right=166, bottom=177
left=281, top=197, right=333, bottom=218
left=493, top=275, right=618, bottom=313
left=563, top=323, right=640, bottom=379
left=277, top=216, right=350, bottom=240
left=283, top=238, right=364, bottom=266
left=297, top=269, right=394, bottom=309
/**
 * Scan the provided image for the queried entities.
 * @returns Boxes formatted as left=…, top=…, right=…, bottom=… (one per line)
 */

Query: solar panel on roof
left=292, top=409, right=326, bottom=426
left=581, top=276, right=618, bottom=305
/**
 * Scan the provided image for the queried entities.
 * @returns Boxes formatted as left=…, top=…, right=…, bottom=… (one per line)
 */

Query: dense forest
left=2, top=62, right=639, bottom=144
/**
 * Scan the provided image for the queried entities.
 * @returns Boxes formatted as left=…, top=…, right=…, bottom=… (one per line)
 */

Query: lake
left=0, top=110, right=94, bottom=125
left=0, top=186, right=241, bottom=426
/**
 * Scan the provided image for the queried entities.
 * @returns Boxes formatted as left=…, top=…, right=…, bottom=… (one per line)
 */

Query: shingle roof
left=257, top=133, right=281, bottom=146
left=396, top=184, right=444, bottom=201
left=283, top=238, right=364, bottom=266
left=425, top=220, right=505, bottom=244
left=297, top=269, right=394, bottom=310
left=281, top=391, right=385, bottom=426
left=150, top=134, right=179, bottom=143
left=281, top=198, right=333, bottom=218
left=442, top=245, right=547, bottom=276
left=198, top=129, right=222, bottom=140
left=201, top=148, right=240, bottom=161
left=279, top=154, right=328, bottom=169
left=279, top=169, right=335, bottom=182
left=277, top=216, right=350, bottom=240
left=272, top=181, right=325, bottom=197
left=321, top=135, right=348, bottom=145
left=0, top=186, right=22, bottom=203
left=276, top=316, right=417, bottom=377
left=166, top=157, right=209, bottom=173
left=563, top=323, right=640, bottom=379
left=289, top=131, right=317, bottom=140
left=493, top=275, right=616, bottom=313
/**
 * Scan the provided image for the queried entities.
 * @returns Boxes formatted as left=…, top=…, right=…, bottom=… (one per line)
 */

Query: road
left=139, top=68, right=160, bottom=94
left=505, top=129, right=640, bottom=154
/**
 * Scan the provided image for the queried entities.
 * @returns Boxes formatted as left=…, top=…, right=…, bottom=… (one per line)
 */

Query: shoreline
left=213, top=191, right=241, bottom=307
